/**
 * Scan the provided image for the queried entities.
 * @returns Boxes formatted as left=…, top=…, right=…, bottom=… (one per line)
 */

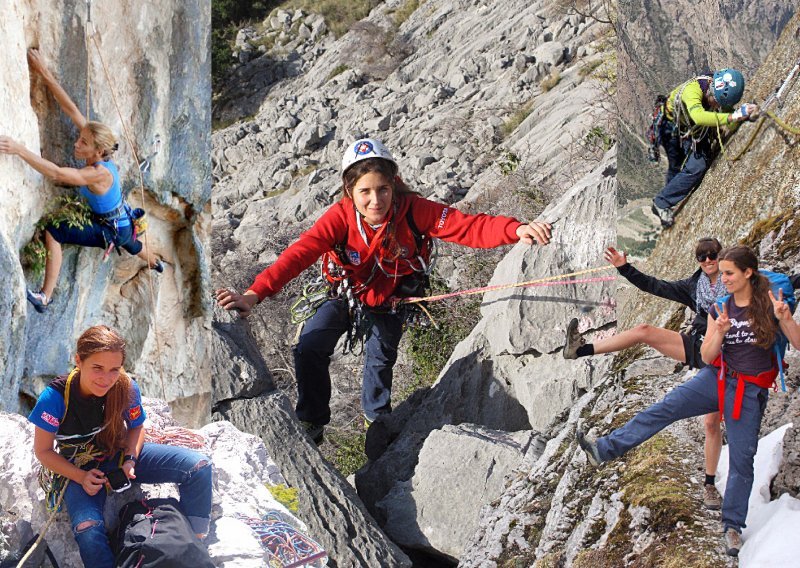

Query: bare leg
left=42, top=230, right=63, bottom=299
left=704, top=412, right=722, bottom=476
left=136, top=248, right=161, bottom=269
left=592, top=324, right=686, bottom=361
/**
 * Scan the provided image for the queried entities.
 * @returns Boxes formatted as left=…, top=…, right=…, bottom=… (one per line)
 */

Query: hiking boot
left=563, top=318, right=585, bottom=360
left=151, top=260, right=164, bottom=273
left=576, top=429, right=601, bottom=467
left=651, top=202, right=674, bottom=228
left=26, top=290, right=50, bottom=313
left=723, top=527, right=742, bottom=557
left=300, top=421, right=324, bottom=445
left=703, top=483, right=722, bottom=510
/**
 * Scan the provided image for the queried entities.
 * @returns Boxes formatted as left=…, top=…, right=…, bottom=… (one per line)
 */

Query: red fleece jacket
left=248, top=193, right=523, bottom=307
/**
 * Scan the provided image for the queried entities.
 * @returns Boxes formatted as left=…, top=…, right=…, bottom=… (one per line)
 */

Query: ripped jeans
left=63, top=443, right=212, bottom=568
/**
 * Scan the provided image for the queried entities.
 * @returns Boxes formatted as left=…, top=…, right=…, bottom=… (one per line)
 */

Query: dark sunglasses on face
left=697, top=252, right=718, bottom=262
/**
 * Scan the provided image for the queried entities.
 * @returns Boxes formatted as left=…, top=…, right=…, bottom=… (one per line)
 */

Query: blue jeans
left=653, top=121, right=714, bottom=209
left=294, top=298, right=404, bottom=424
left=595, top=365, right=767, bottom=532
left=63, top=443, right=212, bottom=568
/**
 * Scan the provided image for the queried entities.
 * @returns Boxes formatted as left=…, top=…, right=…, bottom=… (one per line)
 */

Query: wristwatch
left=123, top=454, right=138, bottom=465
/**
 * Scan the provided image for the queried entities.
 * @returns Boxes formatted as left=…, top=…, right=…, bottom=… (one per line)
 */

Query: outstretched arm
left=28, top=48, right=86, bottom=130
left=0, top=136, right=109, bottom=188
left=607, top=246, right=696, bottom=308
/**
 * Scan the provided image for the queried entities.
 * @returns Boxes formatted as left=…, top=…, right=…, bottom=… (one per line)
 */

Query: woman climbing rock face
left=28, top=325, right=213, bottom=568
left=216, top=138, right=552, bottom=444
left=0, top=48, right=161, bottom=314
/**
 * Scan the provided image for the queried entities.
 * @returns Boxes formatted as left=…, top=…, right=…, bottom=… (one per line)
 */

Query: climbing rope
left=15, top=487, right=65, bottom=568
left=85, top=9, right=167, bottom=402
left=401, top=265, right=616, bottom=305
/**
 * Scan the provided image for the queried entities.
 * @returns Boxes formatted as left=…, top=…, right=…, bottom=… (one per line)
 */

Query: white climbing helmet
left=341, top=138, right=396, bottom=174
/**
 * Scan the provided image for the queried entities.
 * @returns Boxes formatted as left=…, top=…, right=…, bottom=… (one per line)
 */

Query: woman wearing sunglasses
left=563, top=237, right=728, bottom=508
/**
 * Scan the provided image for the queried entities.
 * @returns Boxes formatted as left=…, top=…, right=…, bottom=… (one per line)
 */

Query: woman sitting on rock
left=564, top=237, right=729, bottom=509
left=0, top=49, right=161, bottom=314
left=28, top=325, right=212, bottom=567
left=577, top=245, right=800, bottom=557
left=216, top=138, right=552, bottom=444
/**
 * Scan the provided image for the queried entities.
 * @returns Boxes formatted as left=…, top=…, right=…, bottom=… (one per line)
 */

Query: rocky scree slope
left=0, top=2, right=212, bottom=426
left=459, top=15, right=800, bottom=567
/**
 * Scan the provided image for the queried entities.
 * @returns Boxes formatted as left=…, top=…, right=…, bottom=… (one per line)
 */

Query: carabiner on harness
left=289, top=279, right=332, bottom=324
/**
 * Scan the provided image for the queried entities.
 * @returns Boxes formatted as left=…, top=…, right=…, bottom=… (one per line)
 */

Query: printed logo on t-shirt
left=437, top=208, right=449, bottom=229
left=347, top=249, right=361, bottom=265
left=41, top=411, right=60, bottom=428
left=129, top=405, right=142, bottom=421
left=725, top=318, right=758, bottom=346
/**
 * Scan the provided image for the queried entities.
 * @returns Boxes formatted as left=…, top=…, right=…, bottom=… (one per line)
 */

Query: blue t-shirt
left=79, top=160, right=130, bottom=228
left=28, top=375, right=146, bottom=456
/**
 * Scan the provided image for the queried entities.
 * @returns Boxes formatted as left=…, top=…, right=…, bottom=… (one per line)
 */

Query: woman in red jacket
left=217, top=139, right=551, bottom=443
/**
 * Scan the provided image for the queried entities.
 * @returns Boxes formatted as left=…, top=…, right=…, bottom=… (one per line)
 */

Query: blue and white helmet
left=712, top=68, right=745, bottom=107
left=341, top=138, right=396, bottom=174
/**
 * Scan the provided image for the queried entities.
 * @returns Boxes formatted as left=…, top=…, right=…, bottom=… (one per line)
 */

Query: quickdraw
left=289, top=278, right=332, bottom=325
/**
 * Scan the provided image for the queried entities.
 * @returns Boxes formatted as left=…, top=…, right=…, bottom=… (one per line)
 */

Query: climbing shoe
left=651, top=202, right=674, bottom=228
left=576, top=429, right=601, bottom=467
left=26, top=290, right=50, bottom=313
left=703, top=483, right=722, bottom=510
left=301, top=421, right=324, bottom=445
left=151, top=260, right=164, bottom=273
left=723, top=527, right=742, bottom=557
left=563, top=318, right=585, bottom=360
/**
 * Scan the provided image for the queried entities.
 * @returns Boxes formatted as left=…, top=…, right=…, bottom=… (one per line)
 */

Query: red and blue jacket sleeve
left=409, top=197, right=522, bottom=247
left=248, top=204, right=349, bottom=301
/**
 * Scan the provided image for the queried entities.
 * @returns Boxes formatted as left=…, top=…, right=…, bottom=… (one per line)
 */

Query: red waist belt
left=711, top=354, right=780, bottom=420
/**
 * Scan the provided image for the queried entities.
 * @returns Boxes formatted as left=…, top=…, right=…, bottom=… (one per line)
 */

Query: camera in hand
left=106, top=468, right=131, bottom=492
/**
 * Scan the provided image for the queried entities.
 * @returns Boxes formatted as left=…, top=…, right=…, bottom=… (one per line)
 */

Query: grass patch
left=400, top=280, right=482, bottom=402
left=502, top=101, right=534, bottom=137
left=540, top=70, right=561, bottom=92
left=267, top=483, right=299, bottom=512
left=325, top=429, right=367, bottom=476
left=390, top=0, right=422, bottom=26
left=277, top=0, right=381, bottom=37
left=578, top=59, right=603, bottom=77
left=621, top=436, right=695, bottom=531
left=326, top=63, right=350, bottom=81
left=740, top=208, right=800, bottom=258
left=21, top=194, right=92, bottom=279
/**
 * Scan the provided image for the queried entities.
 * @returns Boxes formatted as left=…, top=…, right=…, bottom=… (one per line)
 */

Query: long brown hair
left=718, top=246, right=777, bottom=348
left=75, top=325, right=132, bottom=452
left=341, top=157, right=417, bottom=261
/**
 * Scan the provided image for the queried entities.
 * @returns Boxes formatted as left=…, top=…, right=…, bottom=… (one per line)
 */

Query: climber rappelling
left=0, top=49, right=162, bottom=313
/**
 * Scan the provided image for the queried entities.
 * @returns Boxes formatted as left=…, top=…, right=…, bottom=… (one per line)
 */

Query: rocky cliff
left=0, top=1, right=212, bottom=426
left=459, top=12, right=800, bottom=567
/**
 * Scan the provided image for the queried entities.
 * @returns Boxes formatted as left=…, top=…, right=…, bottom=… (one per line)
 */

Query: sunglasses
left=696, top=252, right=718, bottom=262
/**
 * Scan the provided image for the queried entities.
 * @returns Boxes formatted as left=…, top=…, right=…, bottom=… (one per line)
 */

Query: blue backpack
left=716, top=270, right=797, bottom=391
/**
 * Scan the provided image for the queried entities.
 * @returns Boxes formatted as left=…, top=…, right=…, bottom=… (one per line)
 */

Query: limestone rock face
left=1, top=2, right=212, bottom=426
left=0, top=402, right=315, bottom=567
left=377, top=423, right=547, bottom=561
